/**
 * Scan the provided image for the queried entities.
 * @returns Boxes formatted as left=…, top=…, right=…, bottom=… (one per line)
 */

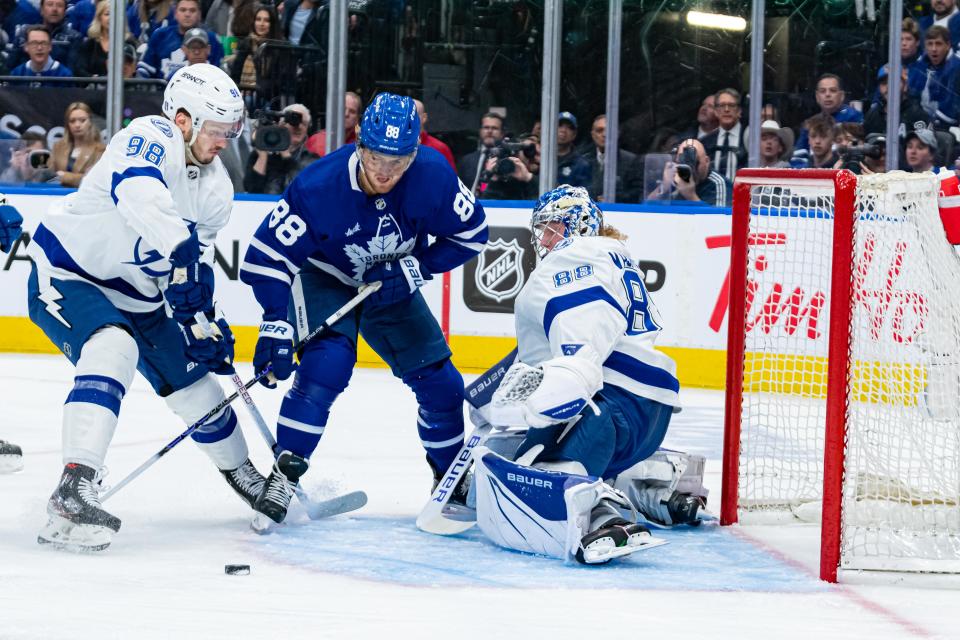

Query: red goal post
left=721, top=168, right=960, bottom=584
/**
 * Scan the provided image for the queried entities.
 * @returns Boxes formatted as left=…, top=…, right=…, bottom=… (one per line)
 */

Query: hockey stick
left=193, top=312, right=368, bottom=520
left=100, top=282, right=380, bottom=503
left=416, top=348, right=517, bottom=535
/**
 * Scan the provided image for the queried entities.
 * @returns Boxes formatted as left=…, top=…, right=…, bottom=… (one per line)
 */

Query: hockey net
left=721, top=169, right=960, bottom=582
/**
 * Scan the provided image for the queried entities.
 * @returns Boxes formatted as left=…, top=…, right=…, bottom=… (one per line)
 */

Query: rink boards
left=0, top=190, right=743, bottom=386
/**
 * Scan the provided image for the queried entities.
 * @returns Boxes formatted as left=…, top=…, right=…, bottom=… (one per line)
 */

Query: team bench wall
left=0, top=189, right=758, bottom=389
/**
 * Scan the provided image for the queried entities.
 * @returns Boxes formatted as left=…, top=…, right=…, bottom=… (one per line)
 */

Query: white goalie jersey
left=514, top=235, right=680, bottom=407
left=28, top=115, right=233, bottom=313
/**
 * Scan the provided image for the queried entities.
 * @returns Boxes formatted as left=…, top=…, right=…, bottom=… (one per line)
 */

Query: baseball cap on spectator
left=905, top=128, right=937, bottom=152
left=877, top=64, right=889, bottom=81
left=558, top=111, right=578, bottom=129
left=183, top=28, right=209, bottom=47
left=123, top=42, right=137, bottom=62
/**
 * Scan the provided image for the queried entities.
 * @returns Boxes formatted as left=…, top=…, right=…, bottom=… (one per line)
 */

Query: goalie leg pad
left=62, top=326, right=138, bottom=469
left=475, top=447, right=599, bottom=560
left=613, top=449, right=708, bottom=526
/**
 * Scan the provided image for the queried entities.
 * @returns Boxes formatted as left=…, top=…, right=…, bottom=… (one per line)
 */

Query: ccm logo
left=506, top=472, right=552, bottom=489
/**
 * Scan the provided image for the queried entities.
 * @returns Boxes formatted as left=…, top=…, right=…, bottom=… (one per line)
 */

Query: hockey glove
left=253, top=320, right=296, bottom=388
left=0, top=203, right=23, bottom=253
left=491, top=356, right=603, bottom=429
left=362, top=256, right=430, bottom=307
left=181, top=316, right=236, bottom=375
left=165, top=232, right=215, bottom=323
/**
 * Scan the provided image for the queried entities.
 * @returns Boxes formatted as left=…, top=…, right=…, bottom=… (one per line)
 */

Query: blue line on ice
left=246, top=515, right=828, bottom=592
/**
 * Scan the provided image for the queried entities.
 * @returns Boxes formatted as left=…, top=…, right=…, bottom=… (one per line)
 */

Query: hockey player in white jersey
left=26, top=64, right=267, bottom=551
left=471, top=185, right=707, bottom=564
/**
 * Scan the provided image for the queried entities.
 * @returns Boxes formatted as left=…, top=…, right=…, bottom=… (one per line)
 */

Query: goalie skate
left=0, top=439, right=23, bottom=473
left=575, top=519, right=667, bottom=565
left=37, top=463, right=120, bottom=552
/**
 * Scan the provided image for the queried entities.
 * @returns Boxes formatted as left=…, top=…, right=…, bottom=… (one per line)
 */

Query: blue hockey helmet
left=530, top=184, right=603, bottom=257
left=358, top=93, right=420, bottom=156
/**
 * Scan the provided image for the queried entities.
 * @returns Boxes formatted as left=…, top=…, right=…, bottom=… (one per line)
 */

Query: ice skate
left=0, top=439, right=23, bottom=473
left=38, top=463, right=120, bottom=552
left=428, top=454, right=474, bottom=521
left=254, top=450, right=309, bottom=524
left=575, top=518, right=666, bottom=564
left=221, top=458, right=267, bottom=508
left=665, top=491, right=705, bottom=526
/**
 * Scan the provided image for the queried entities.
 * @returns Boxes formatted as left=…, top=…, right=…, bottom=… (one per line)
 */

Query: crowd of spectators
left=4, top=1, right=960, bottom=198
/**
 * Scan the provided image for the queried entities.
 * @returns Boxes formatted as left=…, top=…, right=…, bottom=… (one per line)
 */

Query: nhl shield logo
left=475, top=238, right=525, bottom=302
left=375, top=198, right=386, bottom=210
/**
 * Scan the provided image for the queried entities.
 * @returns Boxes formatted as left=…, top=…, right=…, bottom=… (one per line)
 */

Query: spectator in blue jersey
left=127, top=0, right=174, bottom=43
left=653, top=138, right=730, bottom=207
left=556, top=111, right=591, bottom=189
left=137, top=0, right=222, bottom=79
left=902, top=18, right=922, bottom=69
left=910, top=25, right=960, bottom=131
left=163, top=26, right=209, bottom=79
left=794, top=74, right=863, bottom=155
left=8, top=0, right=81, bottom=69
left=9, top=25, right=74, bottom=84
left=920, top=0, right=960, bottom=50
left=1, top=0, right=40, bottom=44
left=239, top=93, right=489, bottom=524
left=66, top=0, right=95, bottom=36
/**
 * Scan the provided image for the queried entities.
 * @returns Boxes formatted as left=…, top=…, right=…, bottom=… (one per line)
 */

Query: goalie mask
left=531, top=184, right=603, bottom=258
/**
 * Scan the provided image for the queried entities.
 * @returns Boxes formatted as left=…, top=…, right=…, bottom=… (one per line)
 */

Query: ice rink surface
left=1, top=354, right=957, bottom=639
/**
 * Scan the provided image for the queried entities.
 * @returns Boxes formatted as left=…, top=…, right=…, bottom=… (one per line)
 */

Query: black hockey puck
left=224, top=564, right=250, bottom=576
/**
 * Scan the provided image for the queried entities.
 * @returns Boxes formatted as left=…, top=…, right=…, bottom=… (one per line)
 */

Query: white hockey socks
left=165, top=375, right=248, bottom=471
left=62, top=326, right=138, bottom=469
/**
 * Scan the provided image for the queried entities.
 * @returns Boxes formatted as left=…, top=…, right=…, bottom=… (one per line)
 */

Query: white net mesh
left=734, top=172, right=960, bottom=574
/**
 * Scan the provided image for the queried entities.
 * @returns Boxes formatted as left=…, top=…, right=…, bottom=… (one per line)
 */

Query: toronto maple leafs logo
left=342, top=213, right=416, bottom=280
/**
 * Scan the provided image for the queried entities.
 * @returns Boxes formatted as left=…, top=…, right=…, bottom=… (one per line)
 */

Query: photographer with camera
left=243, top=103, right=318, bottom=194
left=479, top=135, right=539, bottom=200
left=0, top=132, right=48, bottom=185
left=653, top=138, right=730, bottom=206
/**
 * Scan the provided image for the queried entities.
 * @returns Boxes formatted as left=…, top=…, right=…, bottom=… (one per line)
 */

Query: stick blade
left=416, top=510, right=476, bottom=535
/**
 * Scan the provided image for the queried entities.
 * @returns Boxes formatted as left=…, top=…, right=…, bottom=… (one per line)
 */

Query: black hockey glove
left=181, top=316, right=235, bottom=375
left=253, top=319, right=296, bottom=388
left=166, top=232, right=215, bottom=323
left=362, top=256, right=430, bottom=307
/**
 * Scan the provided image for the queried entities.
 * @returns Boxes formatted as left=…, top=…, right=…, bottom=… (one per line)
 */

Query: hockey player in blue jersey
left=469, top=185, right=707, bottom=564
left=240, top=93, right=489, bottom=523
left=0, top=195, right=24, bottom=474
left=27, top=64, right=268, bottom=551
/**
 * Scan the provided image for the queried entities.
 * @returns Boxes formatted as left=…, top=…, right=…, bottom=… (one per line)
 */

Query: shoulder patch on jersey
left=561, top=343, right=583, bottom=355
left=150, top=117, right=174, bottom=138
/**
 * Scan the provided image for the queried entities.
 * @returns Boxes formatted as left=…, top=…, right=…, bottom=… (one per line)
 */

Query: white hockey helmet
left=162, top=63, right=245, bottom=144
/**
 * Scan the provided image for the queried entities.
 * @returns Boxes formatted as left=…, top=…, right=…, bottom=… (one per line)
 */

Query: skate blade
left=580, top=534, right=668, bottom=564
left=37, top=515, right=112, bottom=553
left=0, top=455, right=23, bottom=474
